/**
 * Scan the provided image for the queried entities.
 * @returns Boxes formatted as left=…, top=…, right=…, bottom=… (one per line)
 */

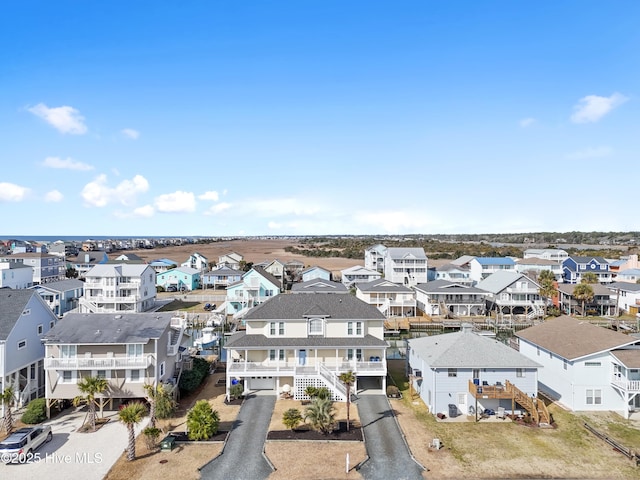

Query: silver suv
left=0, top=425, right=53, bottom=463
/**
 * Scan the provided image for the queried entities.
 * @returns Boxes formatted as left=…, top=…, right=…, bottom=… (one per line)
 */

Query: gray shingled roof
left=291, top=279, right=348, bottom=293
left=557, top=283, right=613, bottom=296
left=386, top=247, right=427, bottom=259
left=409, top=329, right=540, bottom=368
left=32, top=279, right=85, bottom=293
left=86, top=263, right=150, bottom=277
left=225, top=331, right=387, bottom=349
left=476, top=271, right=538, bottom=294
left=243, top=293, right=386, bottom=321
left=356, top=278, right=413, bottom=293
left=42, top=312, right=175, bottom=344
left=516, top=316, right=639, bottom=360
left=414, top=280, right=487, bottom=294
left=0, top=289, right=37, bottom=340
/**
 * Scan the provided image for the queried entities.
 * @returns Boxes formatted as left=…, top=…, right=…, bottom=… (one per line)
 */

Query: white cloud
left=81, top=174, right=149, bottom=207
left=198, top=191, right=219, bottom=201
left=154, top=191, right=196, bottom=213
left=565, top=146, right=613, bottom=160
left=28, top=103, right=88, bottom=134
left=132, top=205, right=155, bottom=217
left=44, top=190, right=63, bottom=202
left=0, top=182, right=30, bottom=202
left=519, top=117, right=535, bottom=127
left=570, top=93, right=628, bottom=123
left=204, top=202, right=232, bottom=215
left=121, top=128, right=140, bottom=139
left=42, top=156, right=94, bottom=171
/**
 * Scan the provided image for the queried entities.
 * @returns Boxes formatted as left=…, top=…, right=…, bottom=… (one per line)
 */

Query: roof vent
left=95, top=329, right=101, bottom=335
left=115, top=314, right=122, bottom=319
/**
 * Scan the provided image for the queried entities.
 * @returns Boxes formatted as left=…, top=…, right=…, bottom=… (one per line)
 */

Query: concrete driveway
left=356, top=393, right=425, bottom=480
left=199, top=392, right=276, bottom=480
left=0, top=406, right=148, bottom=480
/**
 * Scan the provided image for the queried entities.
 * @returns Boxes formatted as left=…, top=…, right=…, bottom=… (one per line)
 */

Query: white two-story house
left=383, top=247, right=428, bottom=287
left=79, top=264, right=157, bottom=313
left=355, top=278, right=416, bottom=318
left=340, top=265, right=382, bottom=289
left=226, top=267, right=281, bottom=319
left=42, top=312, right=190, bottom=414
left=469, top=257, right=516, bottom=284
left=224, top=293, right=388, bottom=401
left=413, top=280, right=489, bottom=317
left=0, top=261, right=34, bottom=289
left=31, top=279, right=85, bottom=318
left=516, top=316, right=640, bottom=418
left=476, top=271, right=545, bottom=319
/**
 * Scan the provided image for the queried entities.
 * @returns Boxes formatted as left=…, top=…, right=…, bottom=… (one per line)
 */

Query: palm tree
left=143, top=383, right=170, bottom=429
left=1, top=386, right=15, bottom=434
left=74, top=376, right=109, bottom=431
left=581, top=272, right=599, bottom=284
left=573, top=283, right=594, bottom=317
left=304, top=397, right=336, bottom=435
left=338, top=371, right=356, bottom=431
left=537, top=272, right=557, bottom=317
left=118, top=402, right=148, bottom=461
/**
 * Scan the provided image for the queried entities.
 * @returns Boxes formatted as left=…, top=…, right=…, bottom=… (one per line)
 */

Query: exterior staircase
left=293, top=364, right=348, bottom=402
left=505, top=380, right=551, bottom=424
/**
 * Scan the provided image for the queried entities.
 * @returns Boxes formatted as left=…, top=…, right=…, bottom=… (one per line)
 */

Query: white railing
left=318, top=363, right=347, bottom=398
left=228, top=361, right=296, bottom=374
left=611, top=377, right=640, bottom=392
left=84, top=295, right=139, bottom=303
left=45, top=356, right=151, bottom=370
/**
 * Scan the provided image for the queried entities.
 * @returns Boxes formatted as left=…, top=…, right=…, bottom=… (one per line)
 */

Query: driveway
left=199, top=392, right=276, bottom=480
left=0, top=406, right=148, bottom=480
left=356, top=393, right=425, bottom=480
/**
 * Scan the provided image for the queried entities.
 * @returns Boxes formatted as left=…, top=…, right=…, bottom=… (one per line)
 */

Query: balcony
left=84, top=295, right=139, bottom=303
left=611, top=377, right=640, bottom=393
left=45, top=356, right=152, bottom=370
left=227, top=360, right=386, bottom=376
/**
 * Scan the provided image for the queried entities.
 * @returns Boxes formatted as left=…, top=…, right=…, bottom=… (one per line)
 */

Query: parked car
left=166, top=285, right=178, bottom=292
left=0, top=425, right=52, bottom=463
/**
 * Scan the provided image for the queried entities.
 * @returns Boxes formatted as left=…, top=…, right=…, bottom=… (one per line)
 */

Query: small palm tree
left=118, top=402, right=148, bottom=461
left=1, top=386, right=15, bottom=434
left=537, top=273, right=557, bottom=317
left=573, top=283, right=595, bottom=317
left=304, top=397, right=336, bottom=435
left=143, top=383, right=175, bottom=428
left=581, top=272, right=599, bottom=284
left=338, top=371, right=356, bottom=431
left=74, top=376, right=109, bottom=431
left=282, top=408, right=303, bottom=430
left=186, top=399, right=219, bottom=441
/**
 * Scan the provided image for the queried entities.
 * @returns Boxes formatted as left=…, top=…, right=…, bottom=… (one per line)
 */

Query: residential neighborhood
left=1, top=236, right=640, bottom=479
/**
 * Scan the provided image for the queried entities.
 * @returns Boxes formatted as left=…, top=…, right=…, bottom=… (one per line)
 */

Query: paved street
left=356, top=393, right=425, bottom=480
left=199, top=392, right=276, bottom=480
left=0, top=407, right=148, bottom=480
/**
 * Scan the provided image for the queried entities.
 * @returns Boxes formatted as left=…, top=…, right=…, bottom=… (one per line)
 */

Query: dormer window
left=308, top=318, right=324, bottom=336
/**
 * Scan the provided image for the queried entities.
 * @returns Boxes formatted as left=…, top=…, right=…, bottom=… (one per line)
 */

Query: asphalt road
left=356, top=393, right=425, bottom=480
left=199, top=392, right=276, bottom=480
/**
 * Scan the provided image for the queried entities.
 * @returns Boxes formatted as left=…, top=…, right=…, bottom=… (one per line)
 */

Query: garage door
left=249, top=376, right=276, bottom=390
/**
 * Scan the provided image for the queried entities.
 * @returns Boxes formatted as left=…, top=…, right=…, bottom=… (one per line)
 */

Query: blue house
left=562, top=256, right=612, bottom=284
left=301, top=266, right=331, bottom=282
left=157, top=266, right=201, bottom=291
left=226, top=266, right=281, bottom=319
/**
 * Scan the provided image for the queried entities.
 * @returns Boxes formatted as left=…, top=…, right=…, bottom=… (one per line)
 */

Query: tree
left=581, top=272, right=599, bottom=284
left=338, top=371, right=356, bottom=431
left=573, top=283, right=594, bottom=317
left=187, top=399, right=219, bottom=441
left=282, top=408, right=303, bottom=430
left=1, top=386, right=15, bottom=434
left=537, top=272, right=557, bottom=318
left=144, top=383, right=176, bottom=428
left=142, top=426, right=162, bottom=451
left=118, top=402, right=148, bottom=461
left=66, top=266, right=78, bottom=278
left=74, top=376, right=109, bottom=431
left=304, top=397, right=336, bottom=435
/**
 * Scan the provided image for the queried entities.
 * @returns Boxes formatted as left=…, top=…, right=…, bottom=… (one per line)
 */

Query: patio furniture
left=496, top=407, right=506, bottom=419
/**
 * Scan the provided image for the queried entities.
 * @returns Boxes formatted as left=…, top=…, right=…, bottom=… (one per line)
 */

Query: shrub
left=386, top=385, right=400, bottom=397
left=229, top=383, right=243, bottom=400
left=179, top=357, right=211, bottom=394
left=21, top=398, right=47, bottom=424
left=142, top=426, right=162, bottom=451
left=187, top=399, right=219, bottom=441
left=282, top=408, right=303, bottom=430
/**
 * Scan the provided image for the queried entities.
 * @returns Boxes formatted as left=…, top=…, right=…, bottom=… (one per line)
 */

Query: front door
left=298, top=349, right=306, bottom=366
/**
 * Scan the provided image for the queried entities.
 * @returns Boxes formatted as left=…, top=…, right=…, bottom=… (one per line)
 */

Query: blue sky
left=2, top=1, right=638, bottom=237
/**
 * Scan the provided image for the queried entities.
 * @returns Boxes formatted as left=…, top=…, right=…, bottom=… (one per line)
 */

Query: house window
left=129, top=369, right=143, bottom=382
left=93, top=370, right=109, bottom=379
left=516, top=368, right=524, bottom=378
left=159, top=362, right=165, bottom=377
left=585, top=362, right=601, bottom=367
left=308, top=318, right=323, bottom=336
left=269, top=322, right=285, bottom=336
left=347, top=349, right=362, bottom=361
left=61, top=345, right=77, bottom=358
left=472, top=369, right=480, bottom=380
left=586, top=389, right=602, bottom=405
left=269, top=349, right=285, bottom=361
left=347, top=322, right=363, bottom=336
left=448, top=368, right=457, bottom=378
left=18, top=339, right=27, bottom=350
left=50, top=320, right=55, bottom=329
left=37, top=324, right=43, bottom=335
left=22, top=308, right=31, bottom=316
left=61, top=371, right=75, bottom=383
left=127, top=344, right=144, bottom=357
